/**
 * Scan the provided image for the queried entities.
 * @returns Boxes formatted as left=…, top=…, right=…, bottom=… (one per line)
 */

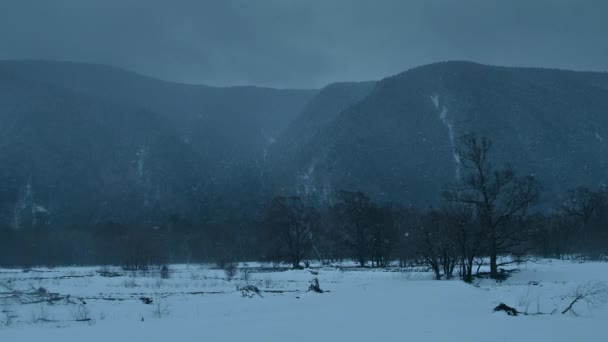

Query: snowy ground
left=0, top=259, right=607, bottom=341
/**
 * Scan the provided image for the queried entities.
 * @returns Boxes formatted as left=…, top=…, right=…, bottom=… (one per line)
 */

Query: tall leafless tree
left=560, top=187, right=601, bottom=224
left=266, top=196, right=319, bottom=269
left=369, top=206, right=396, bottom=268
left=330, top=191, right=376, bottom=267
left=561, top=187, right=608, bottom=259
left=444, top=133, right=540, bottom=279
left=413, top=210, right=461, bottom=280
left=444, top=204, right=483, bottom=283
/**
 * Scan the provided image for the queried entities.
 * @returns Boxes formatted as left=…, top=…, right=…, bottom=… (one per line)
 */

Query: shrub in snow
left=97, top=266, right=122, bottom=278
left=263, top=276, right=274, bottom=289
left=30, top=304, right=52, bottom=323
left=1, top=299, right=16, bottom=326
left=152, top=294, right=169, bottom=319
left=70, top=304, right=91, bottom=321
left=160, top=265, right=170, bottom=279
left=241, top=268, right=251, bottom=284
left=223, top=262, right=239, bottom=281
left=122, top=277, right=138, bottom=288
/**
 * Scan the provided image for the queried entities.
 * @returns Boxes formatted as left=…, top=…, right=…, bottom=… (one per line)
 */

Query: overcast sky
left=1, top=0, right=607, bottom=88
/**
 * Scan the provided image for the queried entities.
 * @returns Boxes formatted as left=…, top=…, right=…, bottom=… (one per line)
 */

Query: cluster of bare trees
left=408, top=207, right=480, bottom=281
left=264, top=191, right=396, bottom=269
left=329, top=191, right=395, bottom=267
left=264, top=134, right=543, bottom=282
left=442, top=134, right=540, bottom=280
left=534, top=186, right=608, bottom=260
left=265, top=196, right=319, bottom=269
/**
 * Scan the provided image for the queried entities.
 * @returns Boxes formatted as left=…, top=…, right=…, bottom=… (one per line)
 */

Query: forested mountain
left=270, top=61, right=608, bottom=206
left=1, top=60, right=316, bottom=171
left=0, top=61, right=315, bottom=229
left=0, top=69, right=200, bottom=227
left=2, top=60, right=608, bottom=233
left=265, top=81, right=376, bottom=200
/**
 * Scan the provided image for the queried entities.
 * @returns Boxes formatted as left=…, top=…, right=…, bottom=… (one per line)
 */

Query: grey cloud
left=0, top=0, right=606, bottom=88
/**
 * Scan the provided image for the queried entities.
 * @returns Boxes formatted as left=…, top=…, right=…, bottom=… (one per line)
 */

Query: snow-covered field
left=0, top=260, right=607, bottom=341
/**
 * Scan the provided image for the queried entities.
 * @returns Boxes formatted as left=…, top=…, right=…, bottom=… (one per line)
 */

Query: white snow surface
left=0, top=259, right=607, bottom=341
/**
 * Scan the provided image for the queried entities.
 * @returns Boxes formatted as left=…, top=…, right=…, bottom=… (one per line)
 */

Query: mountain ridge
left=269, top=61, right=608, bottom=206
left=2, top=59, right=607, bottom=229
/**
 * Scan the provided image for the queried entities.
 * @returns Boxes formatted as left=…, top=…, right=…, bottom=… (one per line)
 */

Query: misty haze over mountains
left=1, top=60, right=607, bottom=231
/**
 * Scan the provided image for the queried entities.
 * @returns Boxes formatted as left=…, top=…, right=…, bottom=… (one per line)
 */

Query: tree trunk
left=489, top=226, right=498, bottom=278
left=464, top=256, right=474, bottom=283
left=429, top=259, right=441, bottom=280
left=490, top=253, right=498, bottom=278
left=358, top=255, right=365, bottom=268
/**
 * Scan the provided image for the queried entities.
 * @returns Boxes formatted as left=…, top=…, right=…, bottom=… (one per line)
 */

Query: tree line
left=1, top=134, right=607, bottom=282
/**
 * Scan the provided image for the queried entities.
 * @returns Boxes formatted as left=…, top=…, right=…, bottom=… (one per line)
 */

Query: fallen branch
left=0, top=283, right=70, bottom=305
left=32, top=318, right=92, bottom=323
left=562, top=282, right=608, bottom=316
left=237, top=285, right=263, bottom=298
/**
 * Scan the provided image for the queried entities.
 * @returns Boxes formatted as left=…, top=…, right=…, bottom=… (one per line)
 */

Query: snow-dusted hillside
left=0, top=260, right=606, bottom=341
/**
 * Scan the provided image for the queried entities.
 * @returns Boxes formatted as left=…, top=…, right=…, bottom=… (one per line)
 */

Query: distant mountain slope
left=265, top=81, right=376, bottom=199
left=0, top=70, right=201, bottom=227
left=0, top=60, right=316, bottom=175
left=281, top=81, right=377, bottom=147
left=272, top=62, right=608, bottom=206
left=0, top=61, right=316, bottom=228
left=2, top=60, right=607, bottom=228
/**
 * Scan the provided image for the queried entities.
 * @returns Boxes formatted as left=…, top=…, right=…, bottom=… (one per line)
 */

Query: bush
left=122, top=277, right=138, bottom=288
left=160, top=265, right=170, bottom=279
left=1, top=299, right=16, bottom=326
left=70, top=304, right=90, bottom=321
left=30, top=304, right=52, bottom=324
left=241, top=268, right=251, bottom=284
left=152, top=294, right=169, bottom=319
left=223, top=262, right=238, bottom=281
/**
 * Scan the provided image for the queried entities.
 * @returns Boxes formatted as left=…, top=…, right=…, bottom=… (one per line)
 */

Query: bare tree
left=392, top=208, right=423, bottom=267
left=266, top=196, right=319, bottom=269
left=446, top=204, right=484, bottom=283
left=412, top=210, right=462, bottom=280
left=558, top=187, right=607, bottom=259
left=444, top=134, right=540, bottom=279
left=559, top=187, right=601, bottom=224
left=369, top=206, right=396, bottom=268
left=415, top=220, right=446, bottom=280
left=330, top=191, right=376, bottom=267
